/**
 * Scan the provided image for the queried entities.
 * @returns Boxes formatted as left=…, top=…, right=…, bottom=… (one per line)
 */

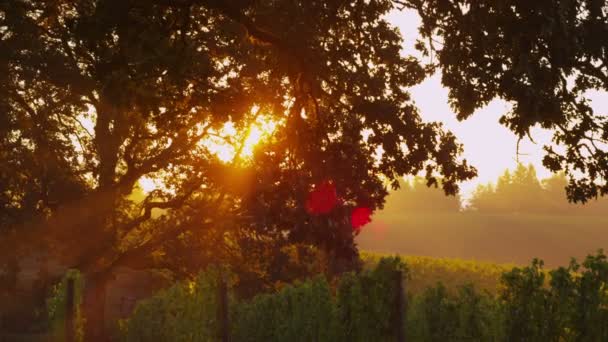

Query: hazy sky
left=388, top=10, right=608, bottom=199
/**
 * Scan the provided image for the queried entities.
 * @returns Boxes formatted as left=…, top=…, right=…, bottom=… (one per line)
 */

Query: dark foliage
left=404, top=0, right=608, bottom=203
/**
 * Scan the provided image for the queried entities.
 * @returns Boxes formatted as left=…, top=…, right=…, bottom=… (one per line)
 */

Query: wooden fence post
left=217, top=273, right=230, bottom=342
left=65, top=277, right=75, bottom=342
left=395, top=270, right=405, bottom=342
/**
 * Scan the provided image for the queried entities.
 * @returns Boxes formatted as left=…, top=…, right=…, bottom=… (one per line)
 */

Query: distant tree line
left=383, top=164, right=608, bottom=215
left=382, top=177, right=462, bottom=213
left=470, top=164, right=608, bottom=215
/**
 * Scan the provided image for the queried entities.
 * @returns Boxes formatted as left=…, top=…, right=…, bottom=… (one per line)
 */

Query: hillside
left=357, top=212, right=608, bottom=268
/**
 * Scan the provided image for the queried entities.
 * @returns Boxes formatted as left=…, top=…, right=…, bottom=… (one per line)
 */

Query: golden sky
left=388, top=10, right=608, bottom=199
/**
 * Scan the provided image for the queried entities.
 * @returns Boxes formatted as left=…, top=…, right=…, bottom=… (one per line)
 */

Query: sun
left=139, top=176, right=158, bottom=193
left=242, top=118, right=278, bottom=157
left=206, top=115, right=279, bottom=163
left=138, top=107, right=279, bottom=194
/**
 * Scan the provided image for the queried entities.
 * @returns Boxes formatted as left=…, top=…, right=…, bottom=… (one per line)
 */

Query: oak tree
left=1, top=0, right=474, bottom=337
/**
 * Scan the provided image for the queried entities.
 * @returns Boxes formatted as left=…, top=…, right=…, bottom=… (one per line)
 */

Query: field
left=361, top=252, right=513, bottom=295
left=357, top=212, right=608, bottom=268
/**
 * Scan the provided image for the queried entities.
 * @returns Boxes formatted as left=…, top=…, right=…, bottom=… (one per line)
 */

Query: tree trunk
left=83, top=271, right=112, bottom=341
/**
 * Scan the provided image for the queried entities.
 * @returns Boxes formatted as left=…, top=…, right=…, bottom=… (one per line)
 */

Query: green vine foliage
left=118, top=253, right=608, bottom=342
left=501, top=259, right=554, bottom=340
left=501, top=250, right=608, bottom=342
left=46, top=269, right=85, bottom=342
left=120, top=257, right=406, bottom=342
left=119, top=266, right=230, bottom=342
left=232, top=276, right=337, bottom=342
left=336, top=256, right=407, bottom=342
left=234, top=256, right=407, bottom=342
left=406, top=283, right=502, bottom=341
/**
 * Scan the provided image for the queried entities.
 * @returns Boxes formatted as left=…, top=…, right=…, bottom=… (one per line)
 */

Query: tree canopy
left=0, top=0, right=478, bottom=271
left=404, top=0, right=608, bottom=202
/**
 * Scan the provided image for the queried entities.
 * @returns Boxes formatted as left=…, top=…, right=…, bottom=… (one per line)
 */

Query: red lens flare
left=351, top=206, right=372, bottom=230
left=305, top=181, right=338, bottom=215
